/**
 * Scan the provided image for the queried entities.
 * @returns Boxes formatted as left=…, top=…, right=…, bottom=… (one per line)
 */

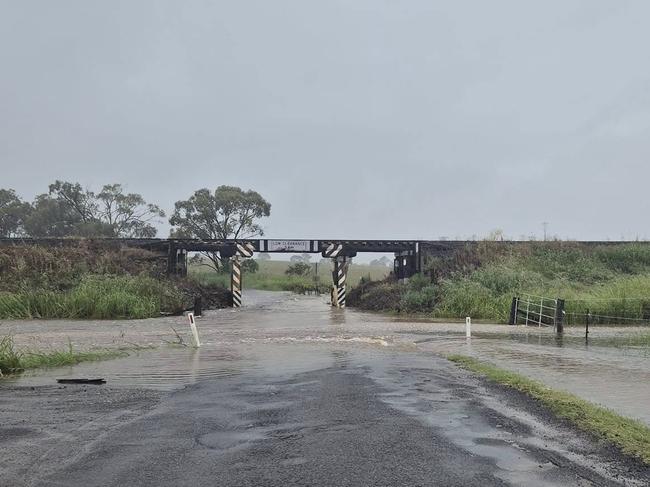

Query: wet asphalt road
left=1, top=292, right=649, bottom=486
left=37, top=368, right=504, bottom=487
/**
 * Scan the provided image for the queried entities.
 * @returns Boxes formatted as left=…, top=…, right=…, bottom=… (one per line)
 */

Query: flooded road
left=1, top=291, right=649, bottom=486
left=4, top=291, right=649, bottom=424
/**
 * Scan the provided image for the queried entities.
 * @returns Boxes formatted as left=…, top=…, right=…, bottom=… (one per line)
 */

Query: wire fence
left=562, top=298, right=650, bottom=326
left=510, top=293, right=650, bottom=333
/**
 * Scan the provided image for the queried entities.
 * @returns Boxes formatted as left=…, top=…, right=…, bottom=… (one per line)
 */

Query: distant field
left=190, top=259, right=391, bottom=290
left=253, top=260, right=390, bottom=284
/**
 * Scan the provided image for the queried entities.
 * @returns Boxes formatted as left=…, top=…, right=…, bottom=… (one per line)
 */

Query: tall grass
left=435, top=268, right=650, bottom=322
left=349, top=243, right=650, bottom=322
left=0, top=275, right=185, bottom=320
left=449, top=355, right=650, bottom=463
left=0, top=336, right=126, bottom=376
left=0, top=336, right=22, bottom=374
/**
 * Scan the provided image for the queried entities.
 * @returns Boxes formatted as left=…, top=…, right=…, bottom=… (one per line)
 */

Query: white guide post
left=187, top=312, right=201, bottom=347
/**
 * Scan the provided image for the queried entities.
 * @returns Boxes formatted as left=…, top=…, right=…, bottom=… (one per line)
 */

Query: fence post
left=554, top=298, right=565, bottom=334
left=509, top=297, right=518, bottom=325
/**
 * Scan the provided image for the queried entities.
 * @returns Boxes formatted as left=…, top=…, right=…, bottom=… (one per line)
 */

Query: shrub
left=400, top=286, right=436, bottom=313
left=347, top=280, right=404, bottom=311
left=285, top=262, right=312, bottom=276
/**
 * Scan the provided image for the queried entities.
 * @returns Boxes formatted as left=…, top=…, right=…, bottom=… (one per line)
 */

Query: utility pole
left=542, top=222, right=548, bottom=241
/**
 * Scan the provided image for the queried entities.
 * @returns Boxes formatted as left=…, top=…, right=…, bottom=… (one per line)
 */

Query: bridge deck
left=0, top=237, right=643, bottom=253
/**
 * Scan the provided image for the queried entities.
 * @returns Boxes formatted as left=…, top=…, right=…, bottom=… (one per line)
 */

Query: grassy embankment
left=0, top=275, right=185, bottom=319
left=0, top=335, right=128, bottom=377
left=0, top=243, right=228, bottom=319
left=348, top=243, right=650, bottom=323
left=448, top=354, right=650, bottom=464
left=191, top=259, right=391, bottom=294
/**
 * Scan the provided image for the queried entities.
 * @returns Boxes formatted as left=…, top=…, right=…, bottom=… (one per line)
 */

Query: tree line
left=0, top=181, right=271, bottom=245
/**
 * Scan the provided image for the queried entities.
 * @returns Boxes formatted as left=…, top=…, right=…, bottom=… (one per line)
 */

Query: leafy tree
left=257, top=252, right=271, bottom=261
left=169, top=186, right=271, bottom=270
left=48, top=181, right=97, bottom=224
left=285, top=262, right=311, bottom=276
left=23, top=194, right=83, bottom=237
left=289, top=253, right=312, bottom=263
left=0, top=189, right=31, bottom=237
left=242, top=259, right=259, bottom=274
left=23, top=180, right=164, bottom=238
left=97, top=184, right=165, bottom=237
left=370, top=256, right=391, bottom=266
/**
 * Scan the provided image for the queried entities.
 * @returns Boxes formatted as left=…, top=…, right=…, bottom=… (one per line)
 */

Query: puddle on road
left=3, top=343, right=349, bottom=391
left=2, top=290, right=649, bottom=425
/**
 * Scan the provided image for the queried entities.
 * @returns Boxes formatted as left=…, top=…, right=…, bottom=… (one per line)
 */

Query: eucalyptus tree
left=169, top=185, right=271, bottom=270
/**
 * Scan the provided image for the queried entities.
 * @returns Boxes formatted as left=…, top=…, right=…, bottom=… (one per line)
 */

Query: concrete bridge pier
left=332, top=256, right=349, bottom=308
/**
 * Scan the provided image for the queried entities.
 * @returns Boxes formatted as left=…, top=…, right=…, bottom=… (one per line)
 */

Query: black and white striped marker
left=333, top=257, right=347, bottom=308
left=236, top=242, right=255, bottom=258
left=231, top=257, right=242, bottom=307
left=324, top=243, right=343, bottom=257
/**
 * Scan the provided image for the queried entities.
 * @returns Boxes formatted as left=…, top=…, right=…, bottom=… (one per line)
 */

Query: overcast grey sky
left=1, top=1, right=649, bottom=241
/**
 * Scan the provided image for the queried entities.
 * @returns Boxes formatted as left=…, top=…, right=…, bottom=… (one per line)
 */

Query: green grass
left=190, top=259, right=391, bottom=293
left=448, top=354, right=650, bottom=464
left=0, top=275, right=185, bottom=320
left=349, top=243, right=650, bottom=322
left=0, top=336, right=22, bottom=374
left=0, top=336, right=128, bottom=376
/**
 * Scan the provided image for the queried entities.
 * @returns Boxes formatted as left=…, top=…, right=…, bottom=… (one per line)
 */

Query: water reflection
left=3, top=290, right=649, bottom=424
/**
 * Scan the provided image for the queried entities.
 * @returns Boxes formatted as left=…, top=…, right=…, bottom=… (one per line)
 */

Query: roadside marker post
left=187, top=312, right=201, bottom=347
left=465, top=317, right=472, bottom=338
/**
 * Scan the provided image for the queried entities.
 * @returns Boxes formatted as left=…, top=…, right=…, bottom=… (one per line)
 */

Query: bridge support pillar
left=332, top=256, right=349, bottom=308
left=231, top=256, right=242, bottom=307
left=177, top=249, right=187, bottom=277
left=166, top=243, right=187, bottom=277
left=394, top=250, right=417, bottom=283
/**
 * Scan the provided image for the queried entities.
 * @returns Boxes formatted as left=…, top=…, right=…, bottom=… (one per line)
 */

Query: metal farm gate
left=509, top=294, right=565, bottom=332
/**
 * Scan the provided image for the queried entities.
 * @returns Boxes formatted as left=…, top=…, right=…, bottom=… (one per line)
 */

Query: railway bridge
left=4, top=237, right=631, bottom=309
left=169, top=239, right=429, bottom=308
left=0, top=238, right=468, bottom=308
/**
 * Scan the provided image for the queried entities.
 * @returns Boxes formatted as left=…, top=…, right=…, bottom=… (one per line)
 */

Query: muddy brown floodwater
left=3, top=291, right=649, bottom=425
left=1, top=291, right=650, bottom=486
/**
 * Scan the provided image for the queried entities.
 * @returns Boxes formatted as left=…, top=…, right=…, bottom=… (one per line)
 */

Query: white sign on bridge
left=266, top=240, right=313, bottom=252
